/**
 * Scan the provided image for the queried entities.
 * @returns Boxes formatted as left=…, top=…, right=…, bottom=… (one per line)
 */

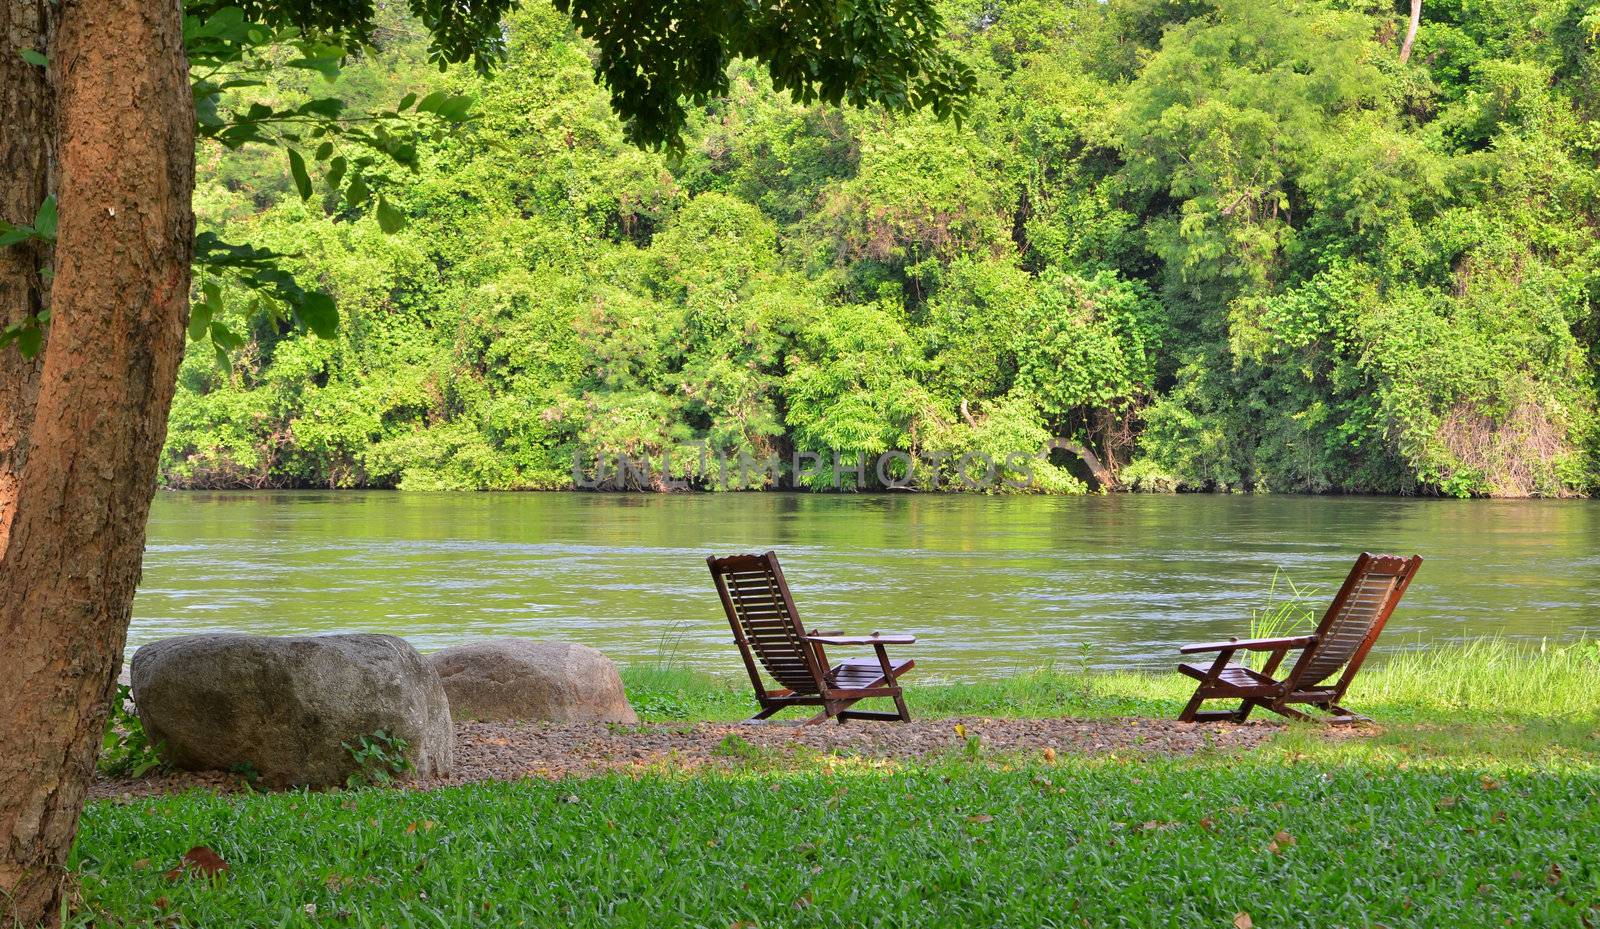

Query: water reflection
left=134, top=492, right=1600, bottom=677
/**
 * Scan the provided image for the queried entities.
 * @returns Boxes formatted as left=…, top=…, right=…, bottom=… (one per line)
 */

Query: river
left=131, top=491, right=1600, bottom=677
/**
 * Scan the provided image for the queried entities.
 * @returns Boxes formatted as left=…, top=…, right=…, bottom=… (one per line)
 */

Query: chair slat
left=708, top=550, right=916, bottom=723
left=1177, top=553, right=1422, bottom=724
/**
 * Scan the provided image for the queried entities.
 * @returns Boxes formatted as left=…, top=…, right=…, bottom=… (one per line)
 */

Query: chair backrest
left=707, top=551, right=826, bottom=696
left=1285, top=553, right=1423, bottom=692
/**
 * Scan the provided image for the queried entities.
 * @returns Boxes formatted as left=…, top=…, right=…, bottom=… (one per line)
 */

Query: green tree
left=0, top=0, right=974, bottom=920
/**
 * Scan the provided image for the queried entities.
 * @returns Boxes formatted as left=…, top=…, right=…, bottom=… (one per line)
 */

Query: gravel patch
left=438, top=716, right=1281, bottom=783
left=91, top=716, right=1289, bottom=800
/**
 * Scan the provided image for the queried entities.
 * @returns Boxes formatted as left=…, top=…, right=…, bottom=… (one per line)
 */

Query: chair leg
left=806, top=701, right=842, bottom=725
left=1325, top=704, right=1370, bottom=724
left=1233, top=699, right=1257, bottom=723
left=892, top=690, right=911, bottom=722
left=1261, top=701, right=1313, bottom=722
left=748, top=704, right=785, bottom=722
left=1178, top=686, right=1210, bottom=722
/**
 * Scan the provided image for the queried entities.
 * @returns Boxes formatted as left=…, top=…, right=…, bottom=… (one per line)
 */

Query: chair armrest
left=1179, top=635, right=1315, bottom=655
left=805, top=634, right=917, bottom=645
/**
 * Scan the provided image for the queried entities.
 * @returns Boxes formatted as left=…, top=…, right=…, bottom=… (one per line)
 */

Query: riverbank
left=620, top=638, right=1600, bottom=728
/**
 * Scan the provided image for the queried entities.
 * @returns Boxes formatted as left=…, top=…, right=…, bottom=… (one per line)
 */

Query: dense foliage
left=166, top=0, right=1600, bottom=496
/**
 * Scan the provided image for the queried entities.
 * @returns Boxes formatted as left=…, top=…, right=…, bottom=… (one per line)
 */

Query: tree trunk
left=0, top=0, right=193, bottom=920
left=1399, top=0, right=1422, bottom=64
left=0, top=0, right=55, bottom=546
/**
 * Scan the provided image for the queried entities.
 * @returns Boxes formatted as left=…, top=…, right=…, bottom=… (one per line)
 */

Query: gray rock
left=426, top=639, right=638, bottom=724
left=130, top=633, right=452, bottom=787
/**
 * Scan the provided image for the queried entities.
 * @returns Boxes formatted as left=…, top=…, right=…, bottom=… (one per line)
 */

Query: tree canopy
left=163, top=0, right=1600, bottom=497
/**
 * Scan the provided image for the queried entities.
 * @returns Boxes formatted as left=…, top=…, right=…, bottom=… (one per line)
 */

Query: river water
left=131, top=492, right=1600, bottom=677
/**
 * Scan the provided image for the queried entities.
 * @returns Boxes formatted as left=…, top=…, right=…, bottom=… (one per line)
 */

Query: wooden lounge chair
left=707, top=551, right=916, bottom=724
left=1177, top=553, right=1423, bottom=724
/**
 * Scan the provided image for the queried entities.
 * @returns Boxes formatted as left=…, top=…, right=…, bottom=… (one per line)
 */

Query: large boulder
left=130, top=633, right=452, bottom=787
left=426, top=639, right=638, bottom=724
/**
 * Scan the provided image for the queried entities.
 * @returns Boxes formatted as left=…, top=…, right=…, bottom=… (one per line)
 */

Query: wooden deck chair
left=1177, top=553, right=1423, bottom=724
left=707, top=551, right=916, bottom=724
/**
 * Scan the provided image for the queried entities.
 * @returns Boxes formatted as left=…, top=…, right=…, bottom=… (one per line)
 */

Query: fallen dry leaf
left=1481, top=777, right=1502, bottom=792
left=1547, top=863, right=1563, bottom=886
left=1043, top=747, right=1057, bottom=762
left=1199, top=816, right=1217, bottom=832
left=1435, top=796, right=1458, bottom=810
left=131, top=858, right=150, bottom=871
left=165, top=845, right=228, bottom=881
left=1234, top=911, right=1253, bottom=929
left=967, top=814, right=994, bottom=824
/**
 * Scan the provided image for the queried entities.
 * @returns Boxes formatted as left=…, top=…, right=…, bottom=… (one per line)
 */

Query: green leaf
left=415, top=91, right=448, bottom=114
left=210, top=320, right=244, bottom=350
left=17, top=324, right=41, bottom=359
left=299, top=98, right=344, bottom=117
left=375, top=195, right=406, bottom=234
left=188, top=301, right=214, bottom=343
left=286, top=57, right=340, bottom=78
left=435, top=95, right=475, bottom=122
left=287, top=149, right=312, bottom=201
left=345, top=175, right=370, bottom=207
left=19, top=48, right=47, bottom=67
left=326, top=156, right=347, bottom=192
left=314, top=141, right=334, bottom=161
left=32, top=196, right=56, bottom=240
left=298, top=291, right=338, bottom=338
left=397, top=92, right=417, bottom=111
left=0, top=227, right=32, bottom=248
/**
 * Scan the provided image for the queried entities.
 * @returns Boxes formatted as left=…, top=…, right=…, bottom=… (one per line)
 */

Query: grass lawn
left=71, top=641, right=1600, bottom=928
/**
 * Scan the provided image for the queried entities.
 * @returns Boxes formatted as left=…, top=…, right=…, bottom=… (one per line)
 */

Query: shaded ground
left=91, top=716, right=1291, bottom=799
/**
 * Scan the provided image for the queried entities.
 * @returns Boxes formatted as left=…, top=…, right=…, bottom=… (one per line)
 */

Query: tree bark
left=0, top=0, right=55, bottom=548
left=1046, top=437, right=1118, bottom=491
left=1399, top=0, right=1422, bottom=64
left=0, top=0, right=193, bottom=921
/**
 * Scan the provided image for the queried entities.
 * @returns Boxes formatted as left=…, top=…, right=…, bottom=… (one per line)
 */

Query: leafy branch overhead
left=4, top=0, right=974, bottom=365
left=554, top=0, right=976, bottom=149
left=185, top=5, right=478, bottom=354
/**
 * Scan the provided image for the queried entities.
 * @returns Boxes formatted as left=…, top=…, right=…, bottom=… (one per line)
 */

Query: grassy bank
left=75, top=757, right=1599, bottom=928
left=622, top=639, right=1600, bottom=727
left=71, top=640, right=1599, bottom=927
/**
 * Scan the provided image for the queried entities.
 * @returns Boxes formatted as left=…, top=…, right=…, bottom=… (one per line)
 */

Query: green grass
left=70, top=641, right=1600, bottom=927
left=623, top=639, right=1600, bottom=727
left=74, top=757, right=1600, bottom=928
